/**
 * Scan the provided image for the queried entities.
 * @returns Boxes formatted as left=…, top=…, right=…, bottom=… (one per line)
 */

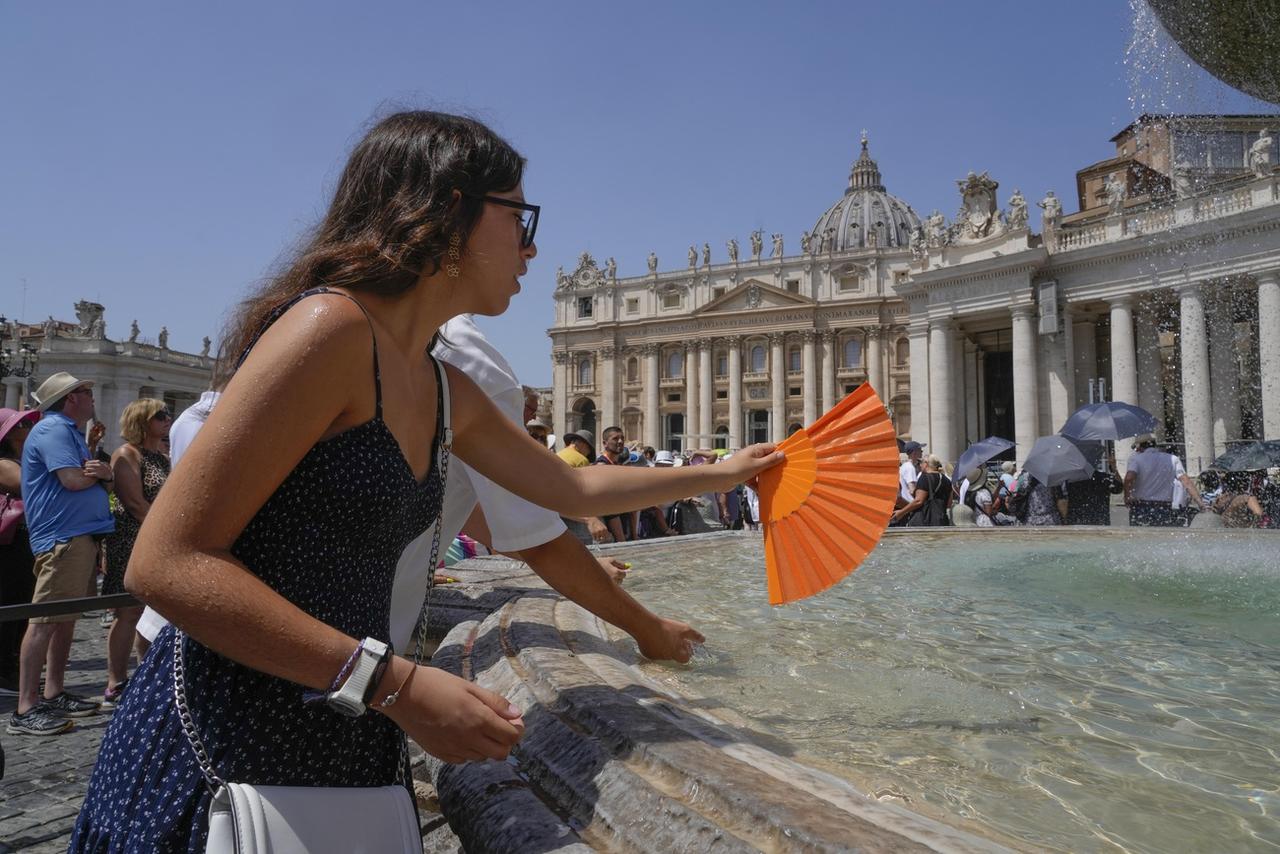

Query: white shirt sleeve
left=389, top=316, right=566, bottom=650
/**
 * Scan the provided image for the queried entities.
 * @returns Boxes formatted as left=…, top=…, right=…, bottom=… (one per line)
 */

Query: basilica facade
left=547, top=137, right=920, bottom=452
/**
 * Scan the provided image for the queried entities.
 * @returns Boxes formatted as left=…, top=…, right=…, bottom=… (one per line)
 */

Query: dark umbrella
left=953, top=436, right=1015, bottom=483
left=1059, top=402, right=1158, bottom=441
left=1209, top=440, right=1280, bottom=472
left=1022, top=435, right=1096, bottom=488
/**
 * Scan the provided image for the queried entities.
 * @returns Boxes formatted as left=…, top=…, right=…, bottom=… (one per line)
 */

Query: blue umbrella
left=953, top=436, right=1015, bottom=483
left=1022, top=435, right=1096, bottom=488
left=1059, top=402, right=1157, bottom=441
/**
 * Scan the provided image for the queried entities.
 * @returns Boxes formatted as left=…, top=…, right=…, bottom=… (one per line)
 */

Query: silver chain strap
left=173, top=632, right=225, bottom=791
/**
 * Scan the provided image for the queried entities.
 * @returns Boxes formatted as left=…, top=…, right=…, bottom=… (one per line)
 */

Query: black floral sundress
left=70, top=288, right=446, bottom=852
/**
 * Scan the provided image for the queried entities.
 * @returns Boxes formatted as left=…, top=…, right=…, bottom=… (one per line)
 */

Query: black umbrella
left=1209, top=440, right=1280, bottom=472
left=953, top=436, right=1015, bottom=483
left=1059, top=402, right=1158, bottom=441
left=1022, top=435, right=1096, bottom=488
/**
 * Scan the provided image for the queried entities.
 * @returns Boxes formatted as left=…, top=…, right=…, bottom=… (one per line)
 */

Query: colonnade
left=556, top=327, right=899, bottom=451
left=909, top=271, right=1280, bottom=475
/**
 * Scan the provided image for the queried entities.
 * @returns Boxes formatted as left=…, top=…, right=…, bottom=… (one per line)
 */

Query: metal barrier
left=0, top=594, right=139, bottom=623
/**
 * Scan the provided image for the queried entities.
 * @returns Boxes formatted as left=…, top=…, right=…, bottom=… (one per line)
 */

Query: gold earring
left=446, top=232, right=461, bottom=278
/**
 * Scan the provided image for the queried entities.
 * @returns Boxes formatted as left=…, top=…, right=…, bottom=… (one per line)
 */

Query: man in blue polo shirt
left=10, top=372, right=114, bottom=736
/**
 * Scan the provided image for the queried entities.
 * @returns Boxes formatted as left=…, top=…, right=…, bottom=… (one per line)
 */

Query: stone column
left=820, top=332, right=836, bottom=412
left=1258, top=272, right=1280, bottom=440
left=769, top=333, right=786, bottom=441
left=727, top=336, right=743, bottom=447
left=928, top=320, right=956, bottom=465
left=643, top=345, right=660, bottom=450
left=600, top=346, right=618, bottom=433
left=1011, top=304, right=1040, bottom=466
left=683, top=344, right=699, bottom=451
left=1109, top=296, right=1139, bottom=473
left=1179, top=283, right=1214, bottom=475
left=552, top=352, right=569, bottom=446
left=908, top=321, right=930, bottom=446
left=1207, top=287, right=1241, bottom=455
left=1109, top=296, right=1138, bottom=405
left=802, top=331, right=818, bottom=424
left=698, top=339, right=714, bottom=443
left=866, top=326, right=883, bottom=400
left=2, top=379, right=19, bottom=409
left=1135, top=304, right=1164, bottom=437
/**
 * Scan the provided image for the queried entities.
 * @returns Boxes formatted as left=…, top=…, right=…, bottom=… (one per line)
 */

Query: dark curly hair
left=219, top=110, right=524, bottom=376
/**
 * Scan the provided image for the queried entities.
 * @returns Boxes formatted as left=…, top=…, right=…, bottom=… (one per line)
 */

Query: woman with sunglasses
left=100, top=398, right=171, bottom=708
left=71, top=111, right=780, bottom=851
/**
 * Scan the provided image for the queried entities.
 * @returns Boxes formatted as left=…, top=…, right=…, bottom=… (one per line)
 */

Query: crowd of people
left=543, top=423, right=760, bottom=542
left=890, top=434, right=1280, bottom=529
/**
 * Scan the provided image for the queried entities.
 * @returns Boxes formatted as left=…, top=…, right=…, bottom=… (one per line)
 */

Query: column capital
left=1255, top=270, right=1280, bottom=287
left=639, top=343, right=659, bottom=356
left=599, top=346, right=617, bottom=359
left=907, top=320, right=930, bottom=336
left=930, top=316, right=957, bottom=331
left=1177, top=279, right=1203, bottom=299
left=800, top=329, right=820, bottom=344
left=552, top=351, right=572, bottom=365
left=766, top=332, right=785, bottom=346
left=723, top=334, right=743, bottom=347
left=1010, top=303, right=1037, bottom=320
left=1109, top=294, right=1135, bottom=310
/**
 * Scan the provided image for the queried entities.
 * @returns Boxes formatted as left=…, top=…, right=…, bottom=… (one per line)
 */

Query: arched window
left=896, top=338, right=909, bottom=366
left=714, top=425, right=729, bottom=449
left=750, top=345, right=766, bottom=373
left=787, top=422, right=804, bottom=436
left=843, top=337, right=862, bottom=368
left=627, top=357, right=639, bottom=382
left=577, top=359, right=593, bottom=386
left=666, top=349, right=683, bottom=379
left=788, top=347, right=801, bottom=372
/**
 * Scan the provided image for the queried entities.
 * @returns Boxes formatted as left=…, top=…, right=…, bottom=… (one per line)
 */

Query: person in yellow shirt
left=557, top=429, right=594, bottom=468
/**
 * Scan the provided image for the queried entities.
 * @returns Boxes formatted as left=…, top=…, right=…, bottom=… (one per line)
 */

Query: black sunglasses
left=466, top=194, right=539, bottom=248
left=151, top=410, right=172, bottom=422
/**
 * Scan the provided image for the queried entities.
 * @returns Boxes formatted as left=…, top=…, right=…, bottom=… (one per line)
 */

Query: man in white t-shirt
left=393, top=315, right=703, bottom=661
left=892, top=441, right=924, bottom=527
left=1123, top=434, right=1203, bottom=527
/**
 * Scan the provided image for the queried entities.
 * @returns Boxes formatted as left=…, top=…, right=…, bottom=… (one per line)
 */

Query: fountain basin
left=423, top=544, right=1007, bottom=852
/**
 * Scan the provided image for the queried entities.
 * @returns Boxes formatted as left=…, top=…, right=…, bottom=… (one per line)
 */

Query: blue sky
left=3, top=1, right=1273, bottom=386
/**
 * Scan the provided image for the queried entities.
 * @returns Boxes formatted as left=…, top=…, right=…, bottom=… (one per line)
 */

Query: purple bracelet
left=302, top=640, right=365, bottom=705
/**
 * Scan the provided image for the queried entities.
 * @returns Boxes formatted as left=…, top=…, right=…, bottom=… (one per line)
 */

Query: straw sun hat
left=31, top=372, right=94, bottom=412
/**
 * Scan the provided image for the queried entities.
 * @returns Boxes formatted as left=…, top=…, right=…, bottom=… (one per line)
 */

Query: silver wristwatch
left=326, top=637, right=389, bottom=718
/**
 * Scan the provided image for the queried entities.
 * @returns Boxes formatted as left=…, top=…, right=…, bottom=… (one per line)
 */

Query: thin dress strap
left=236, top=287, right=383, bottom=418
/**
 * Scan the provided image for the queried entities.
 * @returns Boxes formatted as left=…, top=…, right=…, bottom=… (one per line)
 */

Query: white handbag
left=205, top=783, right=419, bottom=854
left=175, top=359, right=454, bottom=854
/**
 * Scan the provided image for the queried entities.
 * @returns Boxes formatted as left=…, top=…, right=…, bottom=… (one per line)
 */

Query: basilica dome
left=811, top=135, right=920, bottom=251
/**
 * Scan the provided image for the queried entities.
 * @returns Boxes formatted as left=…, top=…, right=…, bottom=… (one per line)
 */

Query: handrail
left=0, top=593, right=139, bottom=622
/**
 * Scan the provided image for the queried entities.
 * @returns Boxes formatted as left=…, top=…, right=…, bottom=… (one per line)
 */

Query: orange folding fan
left=756, top=383, right=900, bottom=605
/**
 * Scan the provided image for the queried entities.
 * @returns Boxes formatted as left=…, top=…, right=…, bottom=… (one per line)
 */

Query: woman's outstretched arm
left=446, top=364, right=783, bottom=517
